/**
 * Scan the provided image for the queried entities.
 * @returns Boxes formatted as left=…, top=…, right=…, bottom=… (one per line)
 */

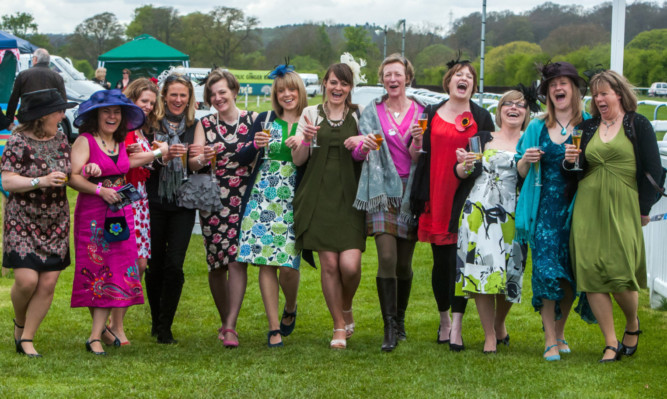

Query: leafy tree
left=291, top=55, right=322, bottom=74
left=126, top=5, right=181, bottom=46
left=484, top=41, right=542, bottom=86
left=68, top=12, right=125, bottom=66
left=1, top=12, right=38, bottom=38
left=209, top=7, right=260, bottom=67
left=74, top=59, right=94, bottom=79
left=541, top=23, right=608, bottom=56
left=174, top=12, right=215, bottom=65
left=344, top=26, right=378, bottom=60
left=627, top=29, right=667, bottom=51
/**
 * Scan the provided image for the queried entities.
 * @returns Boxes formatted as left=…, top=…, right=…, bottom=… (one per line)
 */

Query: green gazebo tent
left=98, top=34, right=189, bottom=86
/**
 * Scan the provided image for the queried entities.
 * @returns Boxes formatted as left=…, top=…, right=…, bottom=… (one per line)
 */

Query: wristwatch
left=30, top=178, right=40, bottom=187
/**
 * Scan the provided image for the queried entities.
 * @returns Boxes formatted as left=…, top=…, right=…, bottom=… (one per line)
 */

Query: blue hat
left=74, top=89, right=145, bottom=130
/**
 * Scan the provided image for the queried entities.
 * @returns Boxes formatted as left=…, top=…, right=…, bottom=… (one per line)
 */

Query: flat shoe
left=620, top=319, right=642, bottom=356
left=557, top=338, right=571, bottom=354
left=267, top=329, right=283, bottom=348
left=599, top=343, right=621, bottom=363
left=85, top=339, right=106, bottom=356
left=543, top=344, right=560, bottom=361
left=279, top=305, right=297, bottom=337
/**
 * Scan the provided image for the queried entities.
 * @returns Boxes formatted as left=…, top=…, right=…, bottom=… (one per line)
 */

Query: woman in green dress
left=564, top=70, right=663, bottom=362
left=292, top=61, right=371, bottom=349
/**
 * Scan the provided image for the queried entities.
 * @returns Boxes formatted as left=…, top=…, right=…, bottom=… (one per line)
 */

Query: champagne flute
left=261, top=121, right=272, bottom=160
left=417, top=112, right=428, bottom=154
left=311, top=115, right=321, bottom=148
left=531, top=146, right=543, bottom=187
left=209, top=144, right=218, bottom=176
left=571, top=129, right=583, bottom=171
left=180, top=145, right=189, bottom=181
left=468, top=136, right=483, bottom=164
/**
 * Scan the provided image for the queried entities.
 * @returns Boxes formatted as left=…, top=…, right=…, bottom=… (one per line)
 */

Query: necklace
left=555, top=117, right=573, bottom=136
left=384, top=100, right=416, bottom=139
left=323, top=103, right=348, bottom=127
left=601, top=114, right=620, bottom=135
left=386, top=99, right=408, bottom=120
left=100, top=136, right=117, bottom=154
left=215, top=109, right=241, bottom=141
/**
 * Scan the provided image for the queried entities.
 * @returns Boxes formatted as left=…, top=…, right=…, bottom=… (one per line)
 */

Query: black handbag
left=103, top=208, right=130, bottom=242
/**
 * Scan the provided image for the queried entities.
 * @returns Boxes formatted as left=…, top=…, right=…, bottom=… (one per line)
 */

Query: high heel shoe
left=436, top=326, right=450, bottom=345
left=599, top=342, right=621, bottom=363
left=496, top=334, right=510, bottom=347
left=13, top=319, right=24, bottom=348
left=86, top=339, right=107, bottom=356
left=449, top=337, right=465, bottom=352
left=102, top=326, right=121, bottom=347
left=620, top=319, right=642, bottom=356
left=267, top=330, right=283, bottom=348
left=342, top=309, right=354, bottom=338
left=543, top=344, right=561, bottom=361
left=16, top=339, right=42, bottom=358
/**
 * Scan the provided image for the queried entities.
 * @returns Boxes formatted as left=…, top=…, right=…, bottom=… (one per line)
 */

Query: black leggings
left=431, top=243, right=467, bottom=313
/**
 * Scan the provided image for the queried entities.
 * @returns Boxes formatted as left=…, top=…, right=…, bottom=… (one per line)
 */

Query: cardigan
left=564, top=112, right=664, bottom=216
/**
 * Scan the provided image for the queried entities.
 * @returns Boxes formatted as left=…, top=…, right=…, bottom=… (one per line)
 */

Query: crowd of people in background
left=2, top=48, right=664, bottom=363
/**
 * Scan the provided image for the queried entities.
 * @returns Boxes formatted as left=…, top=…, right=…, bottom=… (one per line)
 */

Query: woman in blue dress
left=515, top=62, right=592, bottom=361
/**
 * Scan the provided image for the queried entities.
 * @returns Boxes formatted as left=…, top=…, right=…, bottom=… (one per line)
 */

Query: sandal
left=85, top=339, right=106, bottom=356
left=267, top=330, right=283, bottom=348
left=543, top=344, right=561, bottom=361
left=279, top=305, right=297, bottom=337
left=557, top=338, right=571, bottom=353
left=330, top=328, right=347, bottom=349
left=343, top=309, right=354, bottom=338
left=101, top=326, right=121, bottom=347
left=222, top=328, right=239, bottom=348
left=13, top=318, right=24, bottom=347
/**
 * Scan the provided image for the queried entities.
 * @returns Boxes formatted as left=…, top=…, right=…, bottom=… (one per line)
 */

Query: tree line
left=1, top=2, right=666, bottom=88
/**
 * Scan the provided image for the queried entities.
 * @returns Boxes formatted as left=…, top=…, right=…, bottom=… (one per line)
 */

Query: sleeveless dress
left=1, top=131, right=71, bottom=271
left=71, top=133, right=143, bottom=308
left=294, top=106, right=365, bottom=252
left=571, top=131, right=646, bottom=292
left=125, top=129, right=152, bottom=259
left=455, top=149, right=523, bottom=302
left=530, top=127, right=575, bottom=315
left=237, top=118, right=301, bottom=269
left=198, top=111, right=255, bottom=270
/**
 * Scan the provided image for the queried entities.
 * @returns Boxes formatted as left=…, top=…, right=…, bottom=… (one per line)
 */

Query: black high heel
left=436, top=326, right=449, bottom=344
left=496, top=334, right=510, bottom=347
left=102, top=326, right=121, bottom=347
left=86, top=339, right=107, bottom=356
left=16, top=339, right=42, bottom=358
left=620, top=319, right=642, bottom=356
left=449, top=337, right=465, bottom=352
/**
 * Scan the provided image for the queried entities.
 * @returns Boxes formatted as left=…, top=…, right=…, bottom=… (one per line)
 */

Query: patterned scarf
left=155, top=109, right=186, bottom=201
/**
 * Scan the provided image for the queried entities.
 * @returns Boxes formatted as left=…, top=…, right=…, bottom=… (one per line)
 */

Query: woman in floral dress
left=237, top=65, right=306, bottom=347
left=190, top=69, right=258, bottom=347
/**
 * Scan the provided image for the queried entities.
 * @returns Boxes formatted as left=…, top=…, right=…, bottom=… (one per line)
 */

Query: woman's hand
left=126, top=143, right=142, bottom=155
left=43, top=171, right=68, bottom=187
left=522, top=147, right=543, bottom=163
left=641, top=215, right=650, bottom=226
left=344, top=135, right=364, bottom=151
left=99, top=187, right=121, bottom=205
left=361, top=135, right=377, bottom=153
left=84, top=163, right=102, bottom=177
left=301, top=116, right=319, bottom=143
left=284, top=136, right=299, bottom=150
left=409, top=123, right=423, bottom=146
left=455, top=148, right=468, bottom=163
left=563, top=144, right=580, bottom=163
left=167, top=143, right=187, bottom=161
left=254, top=130, right=270, bottom=148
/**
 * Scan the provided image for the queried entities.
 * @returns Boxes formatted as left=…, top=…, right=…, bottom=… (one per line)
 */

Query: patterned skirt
left=131, top=181, right=151, bottom=259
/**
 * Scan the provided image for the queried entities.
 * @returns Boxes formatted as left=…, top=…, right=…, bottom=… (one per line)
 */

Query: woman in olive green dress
left=292, top=62, right=375, bottom=349
left=564, top=70, right=663, bottom=363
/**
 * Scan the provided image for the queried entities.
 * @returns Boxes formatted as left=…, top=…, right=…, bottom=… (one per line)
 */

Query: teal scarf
left=354, top=97, right=416, bottom=223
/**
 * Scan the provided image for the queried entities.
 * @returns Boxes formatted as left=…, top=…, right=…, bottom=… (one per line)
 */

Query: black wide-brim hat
left=74, top=89, right=145, bottom=131
left=537, top=61, right=587, bottom=102
left=17, top=88, right=77, bottom=123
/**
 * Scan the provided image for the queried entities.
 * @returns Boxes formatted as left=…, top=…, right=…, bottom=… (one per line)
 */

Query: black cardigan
left=410, top=99, right=495, bottom=219
left=564, top=112, right=664, bottom=215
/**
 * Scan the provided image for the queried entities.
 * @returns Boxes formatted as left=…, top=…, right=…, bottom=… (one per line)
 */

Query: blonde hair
left=378, top=53, right=415, bottom=86
left=15, top=116, right=48, bottom=139
left=161, top=73, right=196, bottom=127
left=271, top=72, right=308, bottom=117
left=95, top=67, right=107, bottom=80
left=496, top=90, right=531, bottom=130
left=588, top=70, right=637, bottom=117
left=543, top=77, right=583, bottom=129
left=124, top=78, right=163, bottom=132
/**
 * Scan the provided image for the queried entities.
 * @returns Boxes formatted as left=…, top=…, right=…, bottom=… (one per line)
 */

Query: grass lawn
left=0, top=189, right=666, bottom=399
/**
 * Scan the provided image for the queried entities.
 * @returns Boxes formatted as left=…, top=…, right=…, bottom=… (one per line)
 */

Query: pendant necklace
left=601, top=114, right=620, bottom=135
left=556, top=118, right=573, bottom=136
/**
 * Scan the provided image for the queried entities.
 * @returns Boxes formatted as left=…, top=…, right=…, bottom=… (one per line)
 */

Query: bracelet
left=413, top=144, right=422, bottom=150
left=253, top=140, right=260, bottom=150
left=152, top=149, right=162, bottom=159
left=95, top=182, right=103, bottom=196
left=301, top=140, right=311, bottom=147
left=463, top=161, right=473, bottom=175
left=562, top=159, right=574, bottom=170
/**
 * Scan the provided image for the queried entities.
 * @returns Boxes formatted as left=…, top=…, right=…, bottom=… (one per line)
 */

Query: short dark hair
left=204, top=69, right=241, bottom=107
left=442, top=62, right=478, bottom=96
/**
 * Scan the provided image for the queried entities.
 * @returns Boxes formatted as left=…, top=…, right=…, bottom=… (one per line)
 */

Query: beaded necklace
left=323, top=102, right=348, bottom=127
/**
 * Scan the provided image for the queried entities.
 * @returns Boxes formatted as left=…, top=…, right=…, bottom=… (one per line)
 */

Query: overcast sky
left=1, top=0, right=617, bottom=35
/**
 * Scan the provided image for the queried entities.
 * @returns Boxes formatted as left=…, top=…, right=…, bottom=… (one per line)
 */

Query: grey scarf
left=156, top=110, right=186, bottom=201
left=353, top=97, right=417, bottom=224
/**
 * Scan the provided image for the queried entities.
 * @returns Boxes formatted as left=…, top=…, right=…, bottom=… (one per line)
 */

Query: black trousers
left=431, top=243, right=468, bottom=313
left=145, top=205, right=196, bottom=340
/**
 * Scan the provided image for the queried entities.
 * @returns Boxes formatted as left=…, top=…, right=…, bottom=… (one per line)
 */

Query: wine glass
left=531, top=146, right=543, bottom=187
left=571, top=129, right=583, bottom=171
left=417, top=113, right=428, bottom=154
left=261, top=121, right=272, bottom=160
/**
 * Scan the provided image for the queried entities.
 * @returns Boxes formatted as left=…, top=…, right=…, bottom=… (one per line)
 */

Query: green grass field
left=0, top=188, right=666, bottom=398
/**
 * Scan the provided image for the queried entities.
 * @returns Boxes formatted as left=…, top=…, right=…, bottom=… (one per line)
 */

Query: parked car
left=648, top=82, right=667, bottom=97
left=299, top=73, right=321, bottom=97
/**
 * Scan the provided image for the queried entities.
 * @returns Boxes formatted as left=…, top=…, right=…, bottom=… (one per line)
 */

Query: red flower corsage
left=455, top=112, right=473, bottom=132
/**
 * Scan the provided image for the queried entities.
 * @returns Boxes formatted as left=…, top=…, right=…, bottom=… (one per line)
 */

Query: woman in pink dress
left=69, top=89, right=151, bottom=355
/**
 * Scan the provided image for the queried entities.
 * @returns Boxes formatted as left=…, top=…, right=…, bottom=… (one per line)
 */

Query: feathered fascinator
left=582, top=64, right=606, bottom=83
left=340, top=52, right=367, bottom=87
left=268, top=58, right=295, bottom=79
left=197, top=65, right=219, bottom=86
left=446, top=50, right=470, bottom=70
left=514, top=82, right=541, bottom=114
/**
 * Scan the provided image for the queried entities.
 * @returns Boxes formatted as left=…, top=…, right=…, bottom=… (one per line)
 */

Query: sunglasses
left=165, top=74, right=191, bottom=83
left=501, top=101, right=527, bottom=109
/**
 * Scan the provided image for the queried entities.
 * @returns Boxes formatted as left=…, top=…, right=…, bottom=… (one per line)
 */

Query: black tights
left=375, top=234, right=415, bottom=279
left=431, top=243, right=467, bottom=313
